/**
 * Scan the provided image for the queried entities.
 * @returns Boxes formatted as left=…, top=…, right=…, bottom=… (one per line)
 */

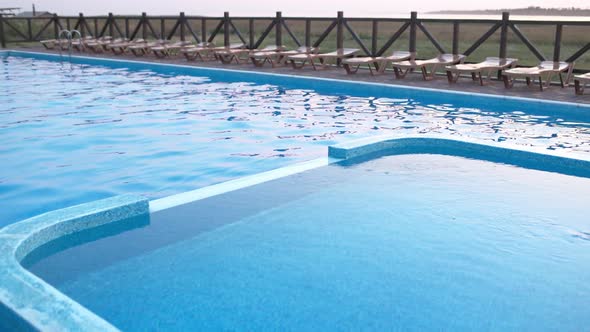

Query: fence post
left=223, top=12, right=229, bottom=47
left=108, top=13, right=114, bottom=38
left=53, top=14, right=60, bottom=39
left=78, top=13, right=85, bottom=36
left=553, top=23, right=562, bottom=62
left=336, top=11, right=344, bottom=66
left=249, top=19, right=254, bottom=49
left=124, top=18, right=129, bottom=39
left=0, top=15, right=5, bottom=48
left=498, top=12, right=509, bottom=78
left=499, top=12, right=509, bottom=59
left=336, top=11, right=344, bottom=49
left=160, top=18, right=165, bottom=40
left=201, top=18, right=207, bottom=43
left=409, top=11, right=417, bottom=56
left=27, top=18, right=33, bottom=41
left=275, top=11, right=282, bottom=46
left=452, top=21, right=460, bottom=55
left=94, top=18, right=98, bottom=36
left=141, top=12, right=147, bottom=40
left=305, top=19, right=311, bottom=47
left=180, top=12, right=186, bottom=41
left=371, top=20, right=378, bottom=57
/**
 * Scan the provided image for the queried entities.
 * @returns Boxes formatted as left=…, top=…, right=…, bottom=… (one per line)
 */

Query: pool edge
left=4, top=49, right=590, bottom=109
left=0, top=194, right=148, bottom=332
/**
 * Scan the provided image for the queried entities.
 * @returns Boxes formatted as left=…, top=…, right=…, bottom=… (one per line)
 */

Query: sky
left=5, top=0, right=590, bottom=16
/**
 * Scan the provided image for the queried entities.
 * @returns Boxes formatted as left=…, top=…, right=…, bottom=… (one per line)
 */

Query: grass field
left=4, top=16, right=589, bottom=70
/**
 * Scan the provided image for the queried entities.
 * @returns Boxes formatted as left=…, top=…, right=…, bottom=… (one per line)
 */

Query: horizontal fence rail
left=0, top=11, right=589, bottom=69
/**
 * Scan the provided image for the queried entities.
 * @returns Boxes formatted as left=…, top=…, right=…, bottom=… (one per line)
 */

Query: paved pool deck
left=14, top=46, right=590, bottom=105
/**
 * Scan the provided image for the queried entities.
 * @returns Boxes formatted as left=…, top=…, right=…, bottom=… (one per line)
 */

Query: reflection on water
left=0, top=56, right=589, bottom=225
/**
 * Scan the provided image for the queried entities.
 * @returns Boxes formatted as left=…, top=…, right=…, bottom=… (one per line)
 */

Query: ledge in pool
left=1, top=136, right=590, bottom=331
left=2, top=50, right=590, bottom=116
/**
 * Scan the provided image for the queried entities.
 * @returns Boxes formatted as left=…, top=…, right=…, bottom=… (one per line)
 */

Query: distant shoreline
left=430, top=7, right=590, bottom=16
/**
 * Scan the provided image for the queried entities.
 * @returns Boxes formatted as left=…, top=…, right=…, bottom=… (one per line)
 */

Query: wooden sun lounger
left=502, top=61, right=574, bottom=91
left=180, top=43, right=217, bottom=61
left=342, top=51, right=412, bottom=75
left=446, top=57, right=518, bottom=85
left=574, top=72, right=590, bottom=95
left=391, top=53, right=466, bottom=80
left=151, top=41, right=194, bottom=58
left=288, top=48, right=360, bottom=70
left=249, top=46, right=318, bottom=67
left=216, top=45, right=281, bottom=64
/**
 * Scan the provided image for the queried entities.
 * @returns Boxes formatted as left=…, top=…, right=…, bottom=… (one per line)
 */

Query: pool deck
left=12, top=46, right=590, bottom=105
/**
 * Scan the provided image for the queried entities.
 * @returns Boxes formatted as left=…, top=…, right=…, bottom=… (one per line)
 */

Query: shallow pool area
left=2, top=51, right=590, bottom=226
left=25, top=150, right=590, bottom=331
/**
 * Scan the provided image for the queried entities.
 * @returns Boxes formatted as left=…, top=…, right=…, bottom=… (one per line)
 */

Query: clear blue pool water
left=1, top=53, right=590, bottom=226
left=28, top=154, right=590, bottom=331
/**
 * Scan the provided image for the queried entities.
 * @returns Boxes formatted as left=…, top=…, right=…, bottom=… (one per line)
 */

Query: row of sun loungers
left=39, top=37, right=588, bottom=94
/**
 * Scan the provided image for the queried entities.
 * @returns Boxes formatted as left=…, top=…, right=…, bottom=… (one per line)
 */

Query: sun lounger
left=180, top=42, right=217, bottom=61
left=40, top=39, right=69, bottom=50
left=41, top=36, right=109, bottom=51
left=446, top=57, right=518, bottom=85
left=70, top=36, right=95, bottom=52
left=85, top=37, right=119, bottom=53
left=342, top=51, right=412, bottom=75
left=288, top=48, right=360, bottom=70
left=391, top=53, right=466, bottom=80
left=126, top=40, right=164, bottom=56
left=574, top=72, right=590, bottom=95
left=151, top=41, right=194, bottom=58
left=106, top=39, right=145, bottom=55
left=502, top=61, right=574, bottom=91
left=216, top=45, right=281, bottom=64
left=184, top=43, right=244, bottom=62
left=249, top=46, right=318, bottom=67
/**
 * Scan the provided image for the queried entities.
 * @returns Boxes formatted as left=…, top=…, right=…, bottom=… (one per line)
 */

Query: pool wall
left=330, top=135, right=590, bottom=178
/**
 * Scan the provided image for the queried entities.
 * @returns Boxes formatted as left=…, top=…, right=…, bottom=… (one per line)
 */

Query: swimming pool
left=1, top=51, right=590, bottom=226
left=2, top=51, right=590, bottom=331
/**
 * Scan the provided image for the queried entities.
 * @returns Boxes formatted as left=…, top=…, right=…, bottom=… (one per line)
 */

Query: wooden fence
left=1, top=11, right=589, bottom=69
